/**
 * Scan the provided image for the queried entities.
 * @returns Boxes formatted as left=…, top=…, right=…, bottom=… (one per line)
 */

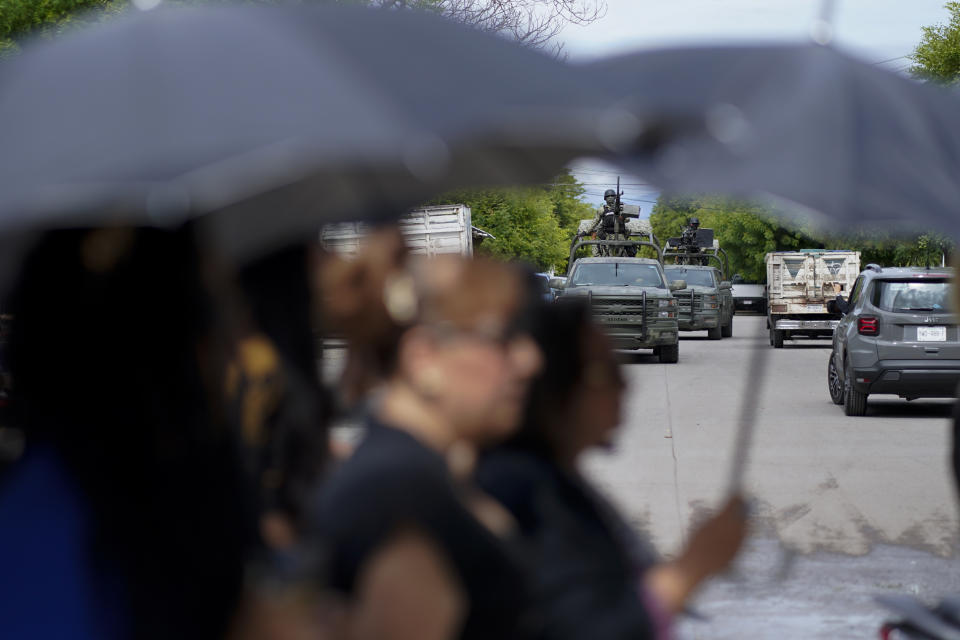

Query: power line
left=872, top=54, right=911, bottom=65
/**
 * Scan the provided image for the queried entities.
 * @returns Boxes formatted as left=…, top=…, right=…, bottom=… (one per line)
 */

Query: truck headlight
left=658, top=299, right=673, bottom=308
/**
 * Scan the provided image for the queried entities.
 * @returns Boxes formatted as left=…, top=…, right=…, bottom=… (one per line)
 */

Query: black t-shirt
left=316, top=420, right=534, bottom=640
left=477, top=448, right=657, bottom=640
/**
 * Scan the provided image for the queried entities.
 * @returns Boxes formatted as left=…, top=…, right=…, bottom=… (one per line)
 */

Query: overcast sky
left=561, top=0, right=953, bottom=214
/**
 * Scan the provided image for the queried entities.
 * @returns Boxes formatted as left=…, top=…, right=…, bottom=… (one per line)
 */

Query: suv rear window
left=664, top=268, right=715, bottom=287
left=570, top=263, right=665, bottom=288
left=871, top=279, right=951, bottom=312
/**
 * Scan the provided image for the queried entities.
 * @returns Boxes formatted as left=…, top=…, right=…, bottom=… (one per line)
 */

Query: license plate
left=598, top=316, right=631, bottom=323
left=806, top=304, right=824, bottom=312
left=743, top=300, right=753, bottom=305
left=918, top=326, right=947, bottom=342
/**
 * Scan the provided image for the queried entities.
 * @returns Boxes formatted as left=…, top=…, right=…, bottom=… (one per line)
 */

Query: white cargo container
left=321, top=204, right=478, bottom=257
left=766, top=250, right=861, bottom=348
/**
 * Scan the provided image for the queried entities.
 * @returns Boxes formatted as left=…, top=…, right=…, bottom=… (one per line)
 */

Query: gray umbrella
left=589, top=44, right=960, bottom=232
left=0, top=4, right=607, bottom=261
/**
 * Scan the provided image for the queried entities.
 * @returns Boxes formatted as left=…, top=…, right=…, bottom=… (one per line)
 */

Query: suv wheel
left=721, top=319, right=733, bottom=338
left=843, top=363, right=868, bottom=416
left=658, top=343, right=679, bottom=363
left=770, top=327, right=784, bottom=349
left=708, top=326, right=722, bottom=340
left=827, top=356, right=844, bottom=405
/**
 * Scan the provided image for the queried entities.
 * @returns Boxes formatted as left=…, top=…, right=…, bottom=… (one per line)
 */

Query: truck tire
left=708, top=325, right=722, bottom=340
left=843, top=362, right=868, bottom=416
left=827, top=356, right=844, bottom=405
left=770, top=327, right=784, bottom=348
left=721, top=319, right=733, bottom=338
left=658, top=343, right=679, bottom=363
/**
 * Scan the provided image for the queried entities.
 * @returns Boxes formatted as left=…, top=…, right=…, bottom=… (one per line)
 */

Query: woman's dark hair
left=7, top=226, right=245, bottom=639
left=507, top=299, right=593, bottom=457
left=238, top=244, right=330, bottom=532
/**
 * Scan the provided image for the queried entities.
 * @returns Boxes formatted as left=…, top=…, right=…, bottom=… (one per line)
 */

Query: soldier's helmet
left=603, top=189, right=617, bottom=199
left=688, top=217, right=700, bottom=228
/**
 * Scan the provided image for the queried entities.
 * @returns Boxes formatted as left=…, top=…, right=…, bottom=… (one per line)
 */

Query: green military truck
left=662, top=265, right=734, bottom=339
left=661, top=230, right=735, bottom=340
left=552, top=238, right=684, bottom=363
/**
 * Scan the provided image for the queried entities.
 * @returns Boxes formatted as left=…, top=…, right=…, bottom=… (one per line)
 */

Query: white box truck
left=321, top=204, right=484, bottom=257
left=766, top=250, right=861, bottom=348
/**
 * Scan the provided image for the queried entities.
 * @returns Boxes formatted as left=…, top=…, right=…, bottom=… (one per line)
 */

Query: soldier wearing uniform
left=580, top=189, right=635, bottom=256
left=678, top=217, right=706, bottom=265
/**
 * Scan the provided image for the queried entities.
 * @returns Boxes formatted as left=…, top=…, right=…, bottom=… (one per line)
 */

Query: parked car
left=827, top=265, right=960, bottom=416
left=730, top=274, right=767, bottom=314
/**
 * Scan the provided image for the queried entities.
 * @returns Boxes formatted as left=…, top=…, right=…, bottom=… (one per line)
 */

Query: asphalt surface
left=586, top=314, right=960, bottom=638
left=323, top=314, right=960, bottom=638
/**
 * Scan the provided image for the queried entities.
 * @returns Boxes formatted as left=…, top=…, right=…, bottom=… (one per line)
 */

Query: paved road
left=584, top=314, right=960, bottom=638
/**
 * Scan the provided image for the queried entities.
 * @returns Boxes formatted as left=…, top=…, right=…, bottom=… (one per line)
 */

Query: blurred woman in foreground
left=477, top=300, right=747, bottom=640
left=316, top=255, right=543, bottom=640
left=0, top=227, right=248, bottom=639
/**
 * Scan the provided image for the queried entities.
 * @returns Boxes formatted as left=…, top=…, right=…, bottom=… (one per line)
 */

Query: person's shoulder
left=319, top=429, right=451, bottom=514
left=476, top=448, right=555, bottom=532
left=478, top=448, right=549, bottom=484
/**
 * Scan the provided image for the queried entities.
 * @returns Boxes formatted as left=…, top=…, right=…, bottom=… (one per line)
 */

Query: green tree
left=431, top=170, right=594, bottom=273
left=653, top=194, right=955, bottom=281
left=436, top=187, right=567, bottom=271
left=910, top=1, right=960, bottom=85
left=651, top=195, right=817, bottom=281
left=1, top=0, right=127, bottom=55
left=544, top=169, right=595, bottom=236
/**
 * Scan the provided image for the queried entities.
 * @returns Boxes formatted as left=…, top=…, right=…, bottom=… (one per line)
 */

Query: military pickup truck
left=552, top=238, right=684, bottom=363
left=663, top=265, right=734, bottom=339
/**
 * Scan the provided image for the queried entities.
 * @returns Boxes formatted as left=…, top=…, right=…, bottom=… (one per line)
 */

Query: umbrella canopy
left=0, top=4, right=609, bottom=260
left=589, top=44, right=960, bottom=232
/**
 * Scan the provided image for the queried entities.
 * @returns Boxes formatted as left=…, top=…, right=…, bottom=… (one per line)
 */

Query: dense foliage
left=911, top=2, right=960, bottom=85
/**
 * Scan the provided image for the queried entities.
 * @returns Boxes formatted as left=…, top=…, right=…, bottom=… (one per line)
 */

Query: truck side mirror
left=669, top=280, right=687, bottom=291
left=549, top=277, right=566, bottom=290
left=720, top=281, right=732, bottom=289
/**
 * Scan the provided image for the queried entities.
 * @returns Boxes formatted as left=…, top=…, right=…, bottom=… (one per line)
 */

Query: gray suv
left=827, top=265, right=960, bottom=416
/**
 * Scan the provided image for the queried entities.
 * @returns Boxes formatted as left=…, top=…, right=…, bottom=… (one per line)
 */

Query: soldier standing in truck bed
left=582, top=189, right=635, bottom=257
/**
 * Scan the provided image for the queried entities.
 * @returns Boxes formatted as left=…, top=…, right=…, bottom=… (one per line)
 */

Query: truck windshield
left=570, top=263, right=664, bottom=288
left=664, top=268, right=714, bottom=287
left=871, top=280, right=951, bottom=312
